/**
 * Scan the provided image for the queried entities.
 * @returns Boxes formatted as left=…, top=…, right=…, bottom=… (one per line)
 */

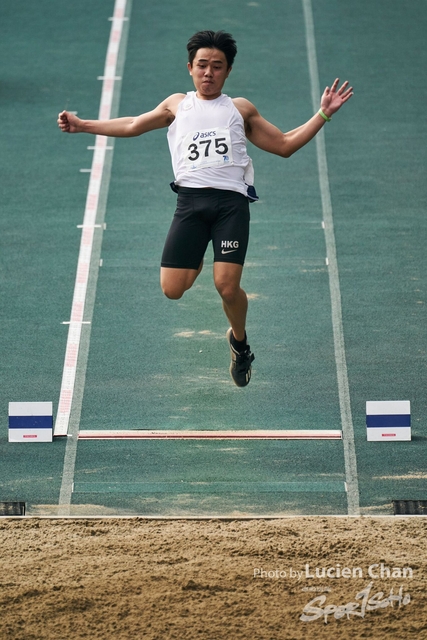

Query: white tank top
left=167, top=92, right=256, bottom=198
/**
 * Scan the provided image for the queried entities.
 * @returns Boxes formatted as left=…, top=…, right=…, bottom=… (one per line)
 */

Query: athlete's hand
left=57, top=110, right=82, bottom=133
left=320, top=79, right=353, bottom=118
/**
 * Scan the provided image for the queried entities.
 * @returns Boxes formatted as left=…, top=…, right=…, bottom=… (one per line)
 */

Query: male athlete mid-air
left=58, top=30, right=353, bottom=387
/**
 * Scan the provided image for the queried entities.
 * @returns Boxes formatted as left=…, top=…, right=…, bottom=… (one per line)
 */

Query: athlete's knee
left=160, top=263, right=203, bottom=300
left=215, top=280, right=242, bottom=305
left=161, top=282, right=185, bottom=300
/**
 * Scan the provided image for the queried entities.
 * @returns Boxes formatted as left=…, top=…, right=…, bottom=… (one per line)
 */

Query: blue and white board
left=366, top=401, right=411, bottom=441
left=8, top=402, right=53, bottom=442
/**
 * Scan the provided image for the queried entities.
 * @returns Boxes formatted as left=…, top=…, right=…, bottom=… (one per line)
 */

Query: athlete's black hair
left=187, top=30, right=237, bottom=69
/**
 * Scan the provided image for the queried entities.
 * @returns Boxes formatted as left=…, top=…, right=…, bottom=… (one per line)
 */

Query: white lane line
left=78, top=429, right=343, bottom=440
left=57, top=0, right=132, bottom=516
left=302, top=0, right=360, bottom=516
left=55, top=0, right=129, bottom=437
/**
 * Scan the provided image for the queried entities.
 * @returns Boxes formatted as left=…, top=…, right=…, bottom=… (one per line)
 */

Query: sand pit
left=1, top=517, right=426, bottom=639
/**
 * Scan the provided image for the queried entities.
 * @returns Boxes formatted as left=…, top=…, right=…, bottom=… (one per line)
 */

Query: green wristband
left=318, top=108, right=331, bottom=122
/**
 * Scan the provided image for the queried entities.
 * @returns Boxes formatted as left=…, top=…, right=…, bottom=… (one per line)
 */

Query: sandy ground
left=0, top=517, right=426, bottom=640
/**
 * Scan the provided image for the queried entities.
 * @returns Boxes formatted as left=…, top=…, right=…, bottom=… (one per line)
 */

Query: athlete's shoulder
left=167, top=92, right=187, bottom=102
left=149, top=93, right=186, bottom=125
left=231, top=97, right=258, bottom=120
left=162, top=93, right=186, bottom=113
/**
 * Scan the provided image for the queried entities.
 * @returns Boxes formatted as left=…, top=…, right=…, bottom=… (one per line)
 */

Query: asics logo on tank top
left=192, top=130, right=216, bottom=141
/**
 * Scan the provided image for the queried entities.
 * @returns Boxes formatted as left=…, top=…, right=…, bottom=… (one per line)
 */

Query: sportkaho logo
left=300, top=581, right=411, bottom=623
left=221, top=240, right=239, bottom=254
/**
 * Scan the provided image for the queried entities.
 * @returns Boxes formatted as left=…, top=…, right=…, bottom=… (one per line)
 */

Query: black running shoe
left=226, top=328, right=255, bottom=387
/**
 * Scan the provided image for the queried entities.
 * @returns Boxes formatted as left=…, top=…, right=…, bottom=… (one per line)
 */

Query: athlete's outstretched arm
left=236, top=79, right=353, bottom=158
left=57, top=93, right=185, bottom=137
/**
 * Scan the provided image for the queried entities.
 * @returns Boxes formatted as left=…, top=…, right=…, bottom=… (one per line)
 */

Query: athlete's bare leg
left=161, top=261, right=247, bottom=342
left=213, top=262, right=247, bottom=341
left=160, top=262, right=203, bottom=299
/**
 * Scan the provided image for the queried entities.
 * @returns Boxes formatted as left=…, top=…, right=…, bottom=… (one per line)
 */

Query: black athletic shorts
left=161, top=187, right=250, bottom=270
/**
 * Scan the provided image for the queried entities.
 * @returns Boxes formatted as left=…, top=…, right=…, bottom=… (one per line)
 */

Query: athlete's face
left=188, top=48, right=231, bottom=100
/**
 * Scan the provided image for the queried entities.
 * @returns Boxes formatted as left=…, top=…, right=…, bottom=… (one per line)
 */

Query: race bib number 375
left=182, top=127, right=234, bottom=171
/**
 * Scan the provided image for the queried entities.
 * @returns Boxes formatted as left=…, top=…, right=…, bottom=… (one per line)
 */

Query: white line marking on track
left=57, top=0, right=132, bottom=516
left=78, top=429, right=343, bottom=440
left=55, top=0, right=130, bottom=439
left=303, top=0, right=360, bottom=516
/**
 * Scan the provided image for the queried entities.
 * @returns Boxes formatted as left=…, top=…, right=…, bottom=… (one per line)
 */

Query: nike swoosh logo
left=221, top=249, right=238, bottom=254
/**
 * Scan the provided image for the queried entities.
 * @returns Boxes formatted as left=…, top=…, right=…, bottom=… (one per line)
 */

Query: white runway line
left=55, top=0, right=130, bottom=438
left=57, top=0, right=132, bottom=516
left=302, top=0, right=360, bottom=515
